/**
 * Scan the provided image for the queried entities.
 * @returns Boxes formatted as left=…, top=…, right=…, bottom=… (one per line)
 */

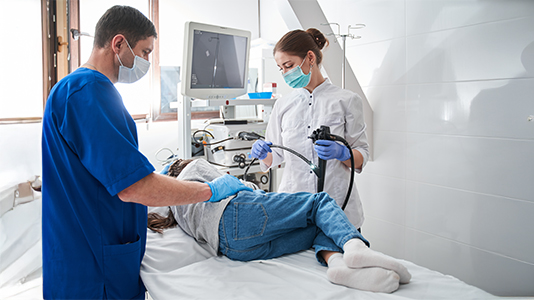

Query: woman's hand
left=314, top=140, right=350, bottom=161
left=250, top=140, right=272, bottom=160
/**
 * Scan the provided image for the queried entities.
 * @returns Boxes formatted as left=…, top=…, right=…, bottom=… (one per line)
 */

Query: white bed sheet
left=141, top=224, right=499, bottom=300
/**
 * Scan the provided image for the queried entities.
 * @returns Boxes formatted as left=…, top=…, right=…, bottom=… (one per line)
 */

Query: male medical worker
left=41, top=6, right=251, bottom=300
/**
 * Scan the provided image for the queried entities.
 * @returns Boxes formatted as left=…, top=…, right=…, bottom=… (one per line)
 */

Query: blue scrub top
left=42, top=68, right=155, bottom=299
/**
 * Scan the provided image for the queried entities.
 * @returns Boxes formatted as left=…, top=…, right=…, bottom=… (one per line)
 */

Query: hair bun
left=306, top=28, right=328, bottom=50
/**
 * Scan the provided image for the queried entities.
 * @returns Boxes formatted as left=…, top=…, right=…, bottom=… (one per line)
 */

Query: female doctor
left=251, top=28, right=369, bottom=229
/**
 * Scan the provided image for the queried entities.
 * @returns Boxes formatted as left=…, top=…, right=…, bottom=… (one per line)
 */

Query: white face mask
left=116, top=39, right=150, bottom=84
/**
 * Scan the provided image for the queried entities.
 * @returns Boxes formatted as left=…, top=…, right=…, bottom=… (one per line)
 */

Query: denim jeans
left=218, top=190, right=369, bottom=265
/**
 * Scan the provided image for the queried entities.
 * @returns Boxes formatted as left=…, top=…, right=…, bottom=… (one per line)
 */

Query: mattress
left=140, top=214, right=499, bottom=300
left=0, top=203, right=500, bottom=300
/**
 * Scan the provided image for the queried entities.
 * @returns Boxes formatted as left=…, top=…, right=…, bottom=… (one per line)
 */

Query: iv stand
left=320, top=23, right=365, bottom=89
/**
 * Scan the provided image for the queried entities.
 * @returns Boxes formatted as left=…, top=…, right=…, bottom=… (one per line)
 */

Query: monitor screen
left=182, top=22, right=251, bottom=99
left=191, top=30, right=247, bottom=89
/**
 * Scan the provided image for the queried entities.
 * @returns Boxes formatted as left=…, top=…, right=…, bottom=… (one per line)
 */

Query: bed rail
left=0, top=176, right=41, bottom=217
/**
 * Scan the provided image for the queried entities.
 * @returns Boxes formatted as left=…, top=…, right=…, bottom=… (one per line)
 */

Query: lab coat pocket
left=233, top=202, right=268, bottom=240
left=102, top=235, right=143, bottom=299
left=280, top=118, right=308, bottom=161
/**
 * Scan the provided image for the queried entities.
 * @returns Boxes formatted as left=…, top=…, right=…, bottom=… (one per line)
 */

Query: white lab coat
left=261, top=79, right=369, bottom=228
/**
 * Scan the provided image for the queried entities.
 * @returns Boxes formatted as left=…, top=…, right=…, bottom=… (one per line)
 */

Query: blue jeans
left=218, top=190, right=369, bottom=265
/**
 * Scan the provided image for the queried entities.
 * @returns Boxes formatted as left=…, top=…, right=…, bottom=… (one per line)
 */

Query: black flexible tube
left=327, top=135, right=354, bottom=211
left=243, top=144, right=320, bottom=179
left=241, top=132, right=354, bottom=211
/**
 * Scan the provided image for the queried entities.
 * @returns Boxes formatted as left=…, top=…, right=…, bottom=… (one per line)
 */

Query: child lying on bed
left=148, top=158, right=411, bottom=293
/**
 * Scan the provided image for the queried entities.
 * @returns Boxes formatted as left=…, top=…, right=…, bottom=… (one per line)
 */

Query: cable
left=270, top=145, right=320, bottom=175
left=239, top=129, right=353, bottom=211
left=199, top=137, right=234, bottom=146
left=243, top=157, right=257, bottom=179
left=243, top=144, right=320, bottom=181
left=326, top=134, right=354, bottom=211
left=192, top=129, right=215, bottom=144
left=155, top=148, right=180, bottom=166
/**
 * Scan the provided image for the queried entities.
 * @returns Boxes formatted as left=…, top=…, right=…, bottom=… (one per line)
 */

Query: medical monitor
left=181, top=21, right=251, bottom=100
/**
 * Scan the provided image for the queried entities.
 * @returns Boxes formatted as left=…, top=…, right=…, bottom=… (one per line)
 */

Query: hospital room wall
left=317, top=0, right=534, bottom=296
left=0, top=121, right=178, bottom=189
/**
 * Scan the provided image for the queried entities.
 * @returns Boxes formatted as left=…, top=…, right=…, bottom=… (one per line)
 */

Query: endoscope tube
left=324, top=134, right=354, bottom=211
left=241, top=131, right=354, bottom=211
left=243, top=144, right=320, bottom=180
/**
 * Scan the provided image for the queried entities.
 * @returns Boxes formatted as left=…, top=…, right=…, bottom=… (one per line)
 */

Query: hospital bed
left=1, top=178, right=43, bottom=300
left=141, top=206, right=498, bottom=300
left=0, top=184, right=499, bottom=300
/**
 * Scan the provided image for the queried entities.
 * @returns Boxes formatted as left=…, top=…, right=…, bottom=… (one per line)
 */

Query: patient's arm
left=118, top=172, right=212, bottom=206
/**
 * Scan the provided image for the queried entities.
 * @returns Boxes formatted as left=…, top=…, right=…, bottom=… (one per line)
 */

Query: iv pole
left=320, top=23, right=365, bottom=89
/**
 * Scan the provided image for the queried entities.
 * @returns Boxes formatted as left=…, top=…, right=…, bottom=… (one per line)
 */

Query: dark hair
left=94, top=5, right=157, bottom=49
left=147, top=210, right=177, bottom=234
left=273, top=28, right=329, bottom=65
left=147, top=159, right=193, bottom=234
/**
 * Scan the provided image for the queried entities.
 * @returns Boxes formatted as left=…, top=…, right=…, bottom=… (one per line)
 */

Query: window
left=1, top=0, right=262, bottom=124
left=0, top=0, right=43, bottom=122
left=79, top=0, right=152, bottom=120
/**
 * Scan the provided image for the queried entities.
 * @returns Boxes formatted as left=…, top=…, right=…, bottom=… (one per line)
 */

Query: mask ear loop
left=116, top=53, right=125, bottom=67
left=116, top=38, right=135, bottom=67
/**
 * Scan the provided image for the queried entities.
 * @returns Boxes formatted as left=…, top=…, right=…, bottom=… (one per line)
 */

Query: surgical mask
left=283, top=58, right=311, bottom=89
left=116, top=39, right=150, bottom=84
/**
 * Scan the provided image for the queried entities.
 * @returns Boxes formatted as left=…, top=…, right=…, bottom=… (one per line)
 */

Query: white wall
left=319, top=0, right=534, bottom=296
left=0, top=121, right=177, bottom=189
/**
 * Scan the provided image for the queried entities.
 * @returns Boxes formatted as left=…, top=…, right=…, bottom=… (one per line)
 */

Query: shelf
left=194, top=98, right=277, bottom=106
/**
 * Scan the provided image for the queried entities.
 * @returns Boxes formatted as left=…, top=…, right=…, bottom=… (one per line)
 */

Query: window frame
left=0, top=0, right=220, bottom=125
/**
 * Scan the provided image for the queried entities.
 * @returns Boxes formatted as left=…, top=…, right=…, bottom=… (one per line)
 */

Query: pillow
left=142, top=207, right=213, bottom=273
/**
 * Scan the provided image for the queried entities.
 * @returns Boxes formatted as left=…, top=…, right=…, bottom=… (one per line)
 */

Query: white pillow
left=142, top=207, right=213, bottom=273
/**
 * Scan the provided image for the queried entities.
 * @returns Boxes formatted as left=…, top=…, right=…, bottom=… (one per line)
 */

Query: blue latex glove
left=314, top=140, right=351, bottom=161
left=159, top=164, right=171, bottom=175
left=250, top=140, right=272, bottom=160
left=206, top=174, right=253, bottom=202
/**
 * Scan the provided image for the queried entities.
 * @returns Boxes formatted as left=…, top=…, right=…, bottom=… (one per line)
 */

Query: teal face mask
left=283, top=58, right=311, bottom=89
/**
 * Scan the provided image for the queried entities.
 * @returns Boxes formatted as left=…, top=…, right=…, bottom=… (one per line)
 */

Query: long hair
left=147, top=159, right=194, bottom=234
left=147, top=210, right=177, bottom=234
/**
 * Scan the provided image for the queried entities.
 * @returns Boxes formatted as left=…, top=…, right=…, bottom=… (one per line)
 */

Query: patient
left=148, top=158, right=411, bottom=293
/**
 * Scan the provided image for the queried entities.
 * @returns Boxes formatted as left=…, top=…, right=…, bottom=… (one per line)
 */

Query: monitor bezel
left=181, top=21, right=251, bottom=100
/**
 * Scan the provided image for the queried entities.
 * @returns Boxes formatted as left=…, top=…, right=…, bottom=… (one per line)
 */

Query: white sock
left=343, top=239, right=411, bottom=284
left=326, top=253, right=400, bottom=293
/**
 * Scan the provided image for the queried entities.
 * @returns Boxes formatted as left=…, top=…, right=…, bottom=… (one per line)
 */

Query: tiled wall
left=319, top=0, right=534, bottom=296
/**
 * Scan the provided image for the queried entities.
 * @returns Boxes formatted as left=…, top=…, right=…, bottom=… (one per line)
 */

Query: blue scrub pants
left=218, top=190, right=369, bottom=265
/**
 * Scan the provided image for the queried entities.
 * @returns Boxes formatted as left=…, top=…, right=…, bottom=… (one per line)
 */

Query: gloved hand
left=159, top=164, right=171, bottom=175
left=206, top=174, right=253, bottom=202
left=250, top=140, right=272, bottom=160
left=314, top=140, right=351, bottom=161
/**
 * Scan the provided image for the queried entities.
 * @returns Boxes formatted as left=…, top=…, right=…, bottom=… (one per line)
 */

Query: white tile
left=406, top=133, right=534, bottom=202
left=362, top=131, right=406, bottom=179
left=319, top=0, right=405, bottom=44
left=366, top=85, right=407, bottom=132
left=360, top=216, right=406, bottom=260
left=346, top=38, right=407, bottom=87
left=357, top=173, right=406, bottom=226
left=406, top=181, right=534, bottom=264
left=406, top=0, right=534, bottom=36
left=406, top=17, right=534, bottom=83
left=406, top=79, right=534, bottom=139
left=404, top=229, right=534, bottom=297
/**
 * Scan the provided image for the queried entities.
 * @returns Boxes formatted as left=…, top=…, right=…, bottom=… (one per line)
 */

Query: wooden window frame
left=0, top=0, right=216, bottom=125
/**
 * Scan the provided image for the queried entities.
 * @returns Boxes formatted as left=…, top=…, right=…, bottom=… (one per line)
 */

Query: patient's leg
left=326, top=253, right=400, bottom=293
left=343, top=239, right=411, bottom=284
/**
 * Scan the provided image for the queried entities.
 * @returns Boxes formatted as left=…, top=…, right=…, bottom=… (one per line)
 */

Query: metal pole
left=341, top=35, right=346, bottom=89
